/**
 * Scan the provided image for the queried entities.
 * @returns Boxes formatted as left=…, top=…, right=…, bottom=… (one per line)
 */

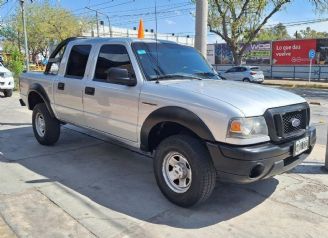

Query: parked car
left=19, top=38, right=316, bottom=207
left=0, top=63, right=14, bottom=97
left=220, top=66, right=264, bottom=83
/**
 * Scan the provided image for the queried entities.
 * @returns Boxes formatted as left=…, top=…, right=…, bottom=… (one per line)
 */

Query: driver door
left=83, top=44, right=140, bottom=142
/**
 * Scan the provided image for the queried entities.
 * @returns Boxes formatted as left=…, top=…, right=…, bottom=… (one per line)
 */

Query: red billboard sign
left=272, top=39, right=317, bottom=65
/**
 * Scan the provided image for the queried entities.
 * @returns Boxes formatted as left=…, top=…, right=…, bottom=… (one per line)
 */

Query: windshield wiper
left=150, top=74, right=202, bottom=81
left=194, top=72, right=218, bottom=77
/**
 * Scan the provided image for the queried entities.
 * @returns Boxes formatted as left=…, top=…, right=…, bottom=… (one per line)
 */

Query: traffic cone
left=138, top=19, right=145, bottom=39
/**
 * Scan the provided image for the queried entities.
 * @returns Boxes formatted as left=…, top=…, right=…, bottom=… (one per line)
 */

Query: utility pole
left=20, top=0, right=29, bottom=71
left=86, top=7, right=99, bottom=37
left=85, top=7, right=112, bottom=37
left=195, top=0, right=208, bottom=57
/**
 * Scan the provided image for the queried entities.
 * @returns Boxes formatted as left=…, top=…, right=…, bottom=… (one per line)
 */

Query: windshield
left=132, top=42, right=219, bottom=81
left=0, top=72, right=12, bottom=78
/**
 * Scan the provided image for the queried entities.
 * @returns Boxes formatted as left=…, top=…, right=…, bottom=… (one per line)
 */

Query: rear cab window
left=45, top=43, right=67, bottom=75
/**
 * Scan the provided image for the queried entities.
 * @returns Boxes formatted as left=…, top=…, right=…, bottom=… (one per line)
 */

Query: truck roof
left=70, top=37, right=178, bottom=45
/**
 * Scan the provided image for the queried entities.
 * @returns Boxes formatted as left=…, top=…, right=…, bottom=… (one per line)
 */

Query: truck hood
left=163, top=79, right=306, bottom=116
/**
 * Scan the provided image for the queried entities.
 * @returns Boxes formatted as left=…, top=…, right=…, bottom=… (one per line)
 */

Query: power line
left=72, top=0, right=114, bottom=13
left=110, top=7, right=194, bottom=23
left=101, top=0, right=191, bottom=14
left=106, top=4, right=193, bottom=19
left=74, top=0, right=135, bottom=15
left=115, top=11, right=193, bottom=27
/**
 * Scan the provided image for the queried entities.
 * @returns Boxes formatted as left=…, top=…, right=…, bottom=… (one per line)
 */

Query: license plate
left=293, top=137, right=309, bottom=156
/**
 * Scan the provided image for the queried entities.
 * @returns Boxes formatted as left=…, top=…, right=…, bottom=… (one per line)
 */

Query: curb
left=263, top=82, right=328, bottom=90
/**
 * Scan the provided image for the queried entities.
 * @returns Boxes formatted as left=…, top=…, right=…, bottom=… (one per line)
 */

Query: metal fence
left=213, top=65, right=328, bottom=81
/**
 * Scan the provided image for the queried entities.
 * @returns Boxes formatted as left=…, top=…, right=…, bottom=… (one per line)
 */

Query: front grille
left=282, top=110, right=306, bottom=134
left=264, top=103, right=309, bottom=142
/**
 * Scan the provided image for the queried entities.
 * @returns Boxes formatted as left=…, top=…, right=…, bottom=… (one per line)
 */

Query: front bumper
left=0, top=81, right=14, bottom=90
left=207, top=126, right=316, bottom=184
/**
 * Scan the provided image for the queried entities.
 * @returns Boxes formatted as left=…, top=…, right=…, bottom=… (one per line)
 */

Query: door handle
left=58, top=82, right=65, bottom=90
left=85, top=87, right=95, bottom=95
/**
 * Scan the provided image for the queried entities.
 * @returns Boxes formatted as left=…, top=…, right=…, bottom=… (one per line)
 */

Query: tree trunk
left=233, top=53, right=242, bottom=65
left=230, top=46, right=242, bottom=65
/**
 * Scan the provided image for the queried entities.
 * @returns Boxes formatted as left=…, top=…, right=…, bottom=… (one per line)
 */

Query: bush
left=2, top=43, right=25, bottom=90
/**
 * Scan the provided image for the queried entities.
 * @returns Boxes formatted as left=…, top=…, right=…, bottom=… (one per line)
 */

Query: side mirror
left=106, top=67, right=136, bottom=86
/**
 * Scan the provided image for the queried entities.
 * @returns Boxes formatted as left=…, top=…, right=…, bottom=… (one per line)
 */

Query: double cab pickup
left=19, top=37, right=316, bottom=207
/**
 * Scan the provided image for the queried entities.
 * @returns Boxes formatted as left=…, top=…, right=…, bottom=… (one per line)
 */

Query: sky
left=0, top=0, right=328, bottom=43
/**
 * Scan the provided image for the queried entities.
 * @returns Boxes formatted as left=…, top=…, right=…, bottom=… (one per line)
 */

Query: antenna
left=154, top=0, right=160, bottom=83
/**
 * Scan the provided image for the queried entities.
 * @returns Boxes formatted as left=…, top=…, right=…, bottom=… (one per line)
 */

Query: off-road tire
left=32, top=103, right=60, bottom=145
left=153, top=135, right=216, bottom=207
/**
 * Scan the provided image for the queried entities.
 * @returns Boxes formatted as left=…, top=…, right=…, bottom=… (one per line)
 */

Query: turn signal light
left=230, top=120, right=241, bottom=132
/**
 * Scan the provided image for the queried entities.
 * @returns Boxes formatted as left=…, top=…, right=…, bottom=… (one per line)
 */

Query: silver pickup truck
left=19, top=37, right=316, bottom=207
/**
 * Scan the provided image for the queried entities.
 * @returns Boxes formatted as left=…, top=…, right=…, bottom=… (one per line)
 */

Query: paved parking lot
left=0, top=88, right=328, bottom=238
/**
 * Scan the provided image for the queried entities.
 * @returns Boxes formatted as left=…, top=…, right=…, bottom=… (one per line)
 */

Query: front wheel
left=243, top=78, right=251, bottom=83
left=153, top=135, right=216, bottom=207
left=32, top=103, right=60, bottom=145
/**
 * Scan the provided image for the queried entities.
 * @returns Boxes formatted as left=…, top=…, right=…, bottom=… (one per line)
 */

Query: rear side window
left=65, top=45, right=91, bottom=79
left=94, top=44, right=133, bottom=82
left=227, top=67, right=237, bottom=73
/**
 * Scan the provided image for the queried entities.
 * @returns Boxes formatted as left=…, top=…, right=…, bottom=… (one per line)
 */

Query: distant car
left=220, top=66, right=264, bottom=83
left=0, top=63, right=14, bottom=97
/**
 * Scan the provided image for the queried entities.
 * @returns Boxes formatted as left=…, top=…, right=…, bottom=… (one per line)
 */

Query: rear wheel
left=243, top=78, right=251, bottom=83
left=4, top=89, right=12, bottom=97
left=32, top=103, right=60, bottom=145
left=153, top=135, right=216, bottom=207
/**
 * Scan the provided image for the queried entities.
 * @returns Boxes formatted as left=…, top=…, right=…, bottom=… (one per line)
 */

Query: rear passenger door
left=54, top=44, right=91, bottom=125
left=83, top=44, right=140, bottom=142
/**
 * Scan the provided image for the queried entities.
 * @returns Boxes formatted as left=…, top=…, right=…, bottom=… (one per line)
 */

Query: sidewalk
left=263, top=79, right=328, bottom=89
left=0, top=216, right=16, bottom=238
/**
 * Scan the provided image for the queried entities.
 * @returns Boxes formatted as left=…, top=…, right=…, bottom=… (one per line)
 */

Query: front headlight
left=227, top=116, right=268, bottom=139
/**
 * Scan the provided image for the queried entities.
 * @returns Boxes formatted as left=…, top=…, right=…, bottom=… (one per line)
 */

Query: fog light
left=249, top=164, right=265, bottom=178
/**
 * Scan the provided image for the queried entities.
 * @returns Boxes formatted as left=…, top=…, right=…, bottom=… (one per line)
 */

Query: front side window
left=132, top=42, right=218, bottom=81
left=227, top=67, right=237, bottom=73
left=94, top=44, right=133, bottom=83
left=65, top=45, right=91, bottom=79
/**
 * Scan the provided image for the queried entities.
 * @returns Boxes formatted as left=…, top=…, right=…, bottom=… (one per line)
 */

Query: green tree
left=2, top=42, right=24, bottom=85
left=205, top=0, right=328, bottom=64
left=1, top=1, right=89, bottom=63
left=296, top=26, right=328, bottom=39
left=256, top=23, right=291, bottom=41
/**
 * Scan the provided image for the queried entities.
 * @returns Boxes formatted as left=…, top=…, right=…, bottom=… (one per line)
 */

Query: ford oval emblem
left=291, top=118, right=301, bottom=127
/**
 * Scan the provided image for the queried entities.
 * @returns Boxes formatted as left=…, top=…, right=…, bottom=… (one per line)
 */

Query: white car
left=0, top=63, right=14, bottom=97
left=220, top=66, right=264, bottom=83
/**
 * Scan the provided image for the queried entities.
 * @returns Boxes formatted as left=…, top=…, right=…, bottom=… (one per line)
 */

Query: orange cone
left=138, top=19, right=145, bottom=39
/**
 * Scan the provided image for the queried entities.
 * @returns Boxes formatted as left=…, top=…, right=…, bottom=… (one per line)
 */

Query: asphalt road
left=0, top=88, right=327, bottom=238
